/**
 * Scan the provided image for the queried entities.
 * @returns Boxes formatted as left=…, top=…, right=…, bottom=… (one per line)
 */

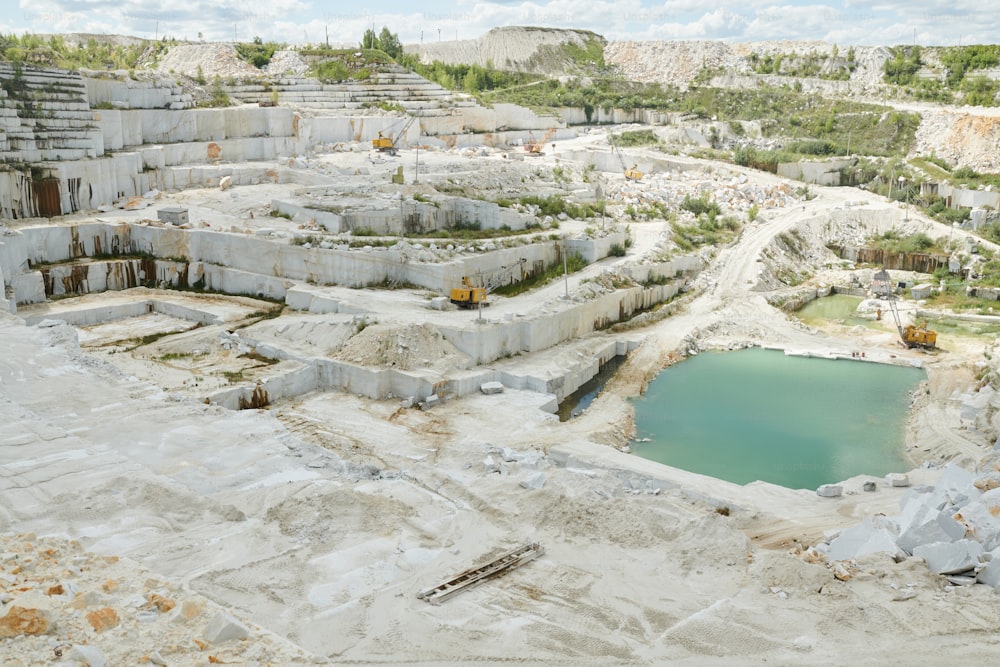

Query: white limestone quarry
left=9, top=40, right=1000, bottom=665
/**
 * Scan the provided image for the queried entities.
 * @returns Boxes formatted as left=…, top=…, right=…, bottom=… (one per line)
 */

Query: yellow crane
left=449, top=259, right=527, bottom=309
left=372, top=115, right=417, bottom=155
left=608, top=133, right=643, bottom=181
left=872, top=269, right=937, bottom=349
left=524, top=127, right=556, bottom=155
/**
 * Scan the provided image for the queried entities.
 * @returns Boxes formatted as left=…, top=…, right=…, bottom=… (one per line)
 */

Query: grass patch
left=614, top=129, right=659, bottom=147
left=867, top=230, right=943, bottom=254
left=492, top=252, right=588, bottom=297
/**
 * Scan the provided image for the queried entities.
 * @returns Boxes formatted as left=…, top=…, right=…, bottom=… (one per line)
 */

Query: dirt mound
left=156, top=43, right=261, bottom=80
left=334, top=322, right=471, bottom=372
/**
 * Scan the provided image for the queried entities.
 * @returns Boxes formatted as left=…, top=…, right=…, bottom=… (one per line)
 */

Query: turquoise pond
left=630, top=348, right=925, bottom=490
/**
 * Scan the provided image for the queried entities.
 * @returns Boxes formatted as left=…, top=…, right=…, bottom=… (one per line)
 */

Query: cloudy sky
left=2, top=0, right=994, bottom=47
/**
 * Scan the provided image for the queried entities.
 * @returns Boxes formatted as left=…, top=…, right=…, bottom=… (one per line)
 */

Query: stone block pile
left=813, top=456, right=1000, bottom=585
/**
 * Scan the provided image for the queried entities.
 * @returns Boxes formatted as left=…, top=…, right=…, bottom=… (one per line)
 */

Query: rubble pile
left=334, top=322, right=471, bottom=372
left=616, top=171, right=803, bottom=214
left=265, top=51, right=309, bottom=77
left=155, top=44, right=261, bottom=80
left=0, top=533, right=312, bottom=665
left=812, top=457, right=1000, bottom=586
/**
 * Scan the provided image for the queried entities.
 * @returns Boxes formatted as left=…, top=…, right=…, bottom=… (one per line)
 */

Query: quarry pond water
left=631, top=348, right=925, bottom=490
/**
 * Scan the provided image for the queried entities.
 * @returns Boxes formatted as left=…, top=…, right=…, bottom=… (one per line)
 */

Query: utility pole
left=563, top=246, right=569, bottom=299
left=899, top=176, right=907, bottom=220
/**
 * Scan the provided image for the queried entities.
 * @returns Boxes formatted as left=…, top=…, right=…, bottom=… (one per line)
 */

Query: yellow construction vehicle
left=372, top=115, right=417, bottom=155
left=872, top=269, right=937, bottom=350
left=450, top=276, right=489, bottom=309
left=901, top=322, right=937, bottom=349
left=608, top=133, right=643, bottom=181
left=524, top=127, right=556, bottom=155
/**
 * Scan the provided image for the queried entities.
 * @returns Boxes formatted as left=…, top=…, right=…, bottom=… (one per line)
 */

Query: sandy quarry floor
left=4, top=135, right=1000, bottom=665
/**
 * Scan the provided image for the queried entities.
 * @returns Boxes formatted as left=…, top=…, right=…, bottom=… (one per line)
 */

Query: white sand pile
left=334, top=322, right=471, bottom=372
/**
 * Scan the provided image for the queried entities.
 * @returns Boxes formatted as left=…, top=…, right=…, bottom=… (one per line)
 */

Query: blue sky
left=3, top=0, right=995, bottom=47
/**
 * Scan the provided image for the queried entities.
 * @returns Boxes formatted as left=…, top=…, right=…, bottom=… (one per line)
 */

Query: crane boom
left=608, top=133, right=643, bottom=181
left=372, top=115, right=418, bottom=155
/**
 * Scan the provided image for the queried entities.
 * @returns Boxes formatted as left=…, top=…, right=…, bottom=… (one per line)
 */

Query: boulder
left=480, top=381, right=505, bottom=395
left=896, top=497, right=966, bottom=554
left=519, top=472, right=546, bottom=490
left=913, top=539, right=984, bottom=575
left=203, top=611, right=250, bottom=644
left=0, top=591, right=53, bottom=637
left=976, top=549, right=1000, bottom=587
left=824, top=517, right=904, bottom=561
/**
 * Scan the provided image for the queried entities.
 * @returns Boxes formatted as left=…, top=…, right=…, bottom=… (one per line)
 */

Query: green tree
left=361, top=28, right=377, bottom=50
left=377, top=27, right=402, bottom=59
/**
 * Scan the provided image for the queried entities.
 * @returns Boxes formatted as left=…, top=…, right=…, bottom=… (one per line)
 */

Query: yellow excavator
left=608, top=133, right=643, bottom=181
left=372, top=115, right=417, bottom=155
left=450, top=276, right=489, bottom=309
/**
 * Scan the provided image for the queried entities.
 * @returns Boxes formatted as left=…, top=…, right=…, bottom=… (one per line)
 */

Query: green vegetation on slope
left=235, top=36, right=283, bottom=68
left=0, top=33, right=174, bottom=70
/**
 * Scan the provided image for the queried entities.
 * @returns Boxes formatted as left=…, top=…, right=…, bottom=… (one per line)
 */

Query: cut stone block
left=428, top=296, right=449, bottom=310
left=913, top=539, right=984, bottom=575
left=203, top=611, right=249, bottom=644
left=817, top=484, right=842, bottom=498
left=480, top=381, right=504, bottom=395
left=886, top=473, right=910, bottom=487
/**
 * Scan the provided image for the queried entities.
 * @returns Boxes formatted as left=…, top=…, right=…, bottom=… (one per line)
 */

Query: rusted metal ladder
left=417, top=542, right=544, bottom=604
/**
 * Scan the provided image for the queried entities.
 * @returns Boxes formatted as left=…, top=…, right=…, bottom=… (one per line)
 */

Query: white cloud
left=4, top=0, right=998, bottom=46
